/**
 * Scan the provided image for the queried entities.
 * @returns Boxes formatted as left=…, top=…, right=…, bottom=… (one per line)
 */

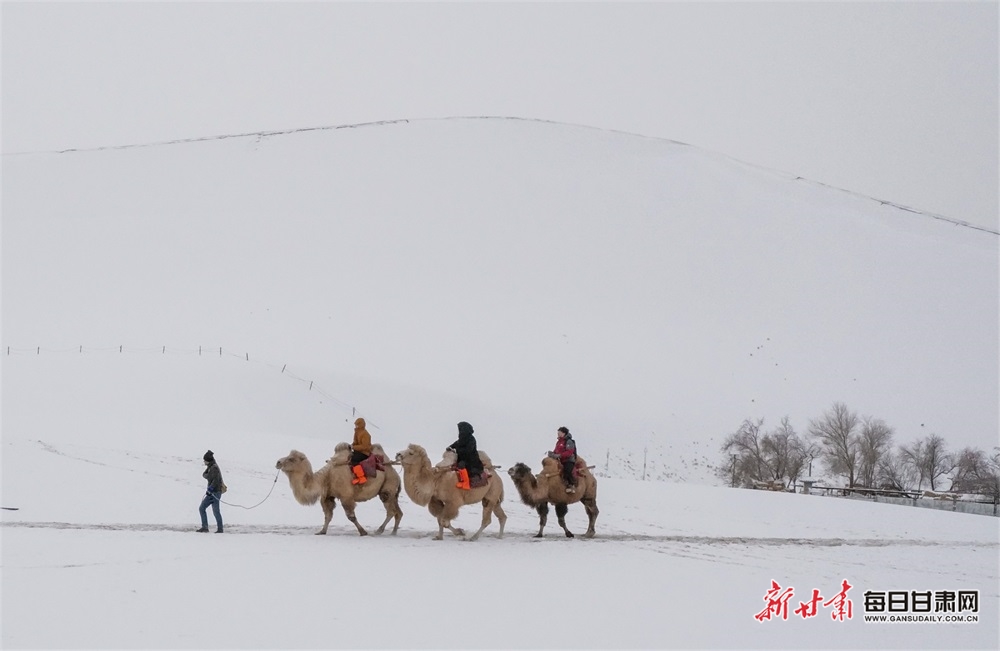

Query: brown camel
left=275, top=443, right=402, bottom=536
left=394, top=443, right=506, bottom=541
left=507, top=456, right=598, bottom=538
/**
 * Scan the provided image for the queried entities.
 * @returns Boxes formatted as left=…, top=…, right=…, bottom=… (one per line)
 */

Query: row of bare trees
left=719, top=402, right=1000, bottom=499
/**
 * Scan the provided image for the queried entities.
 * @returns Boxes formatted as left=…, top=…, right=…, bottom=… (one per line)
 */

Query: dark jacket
left=449, top=421, right=484, bottom=475
left=553, top=434, right=577, bottom=463
left=203, top=462, right=224, bottom=494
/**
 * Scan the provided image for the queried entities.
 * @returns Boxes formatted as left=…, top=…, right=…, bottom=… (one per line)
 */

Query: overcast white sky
left=2, top=2, right=997, bottom=231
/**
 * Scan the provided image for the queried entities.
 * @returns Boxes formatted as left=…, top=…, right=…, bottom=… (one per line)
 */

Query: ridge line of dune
left=6, top=115, right=996, bottom=236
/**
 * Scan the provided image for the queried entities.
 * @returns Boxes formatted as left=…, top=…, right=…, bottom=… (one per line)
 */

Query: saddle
left=359, top=453, right=385, bottom=479
left=469, top=469, right=491, bottom=489
left=449, top=465, right=491, bottom=489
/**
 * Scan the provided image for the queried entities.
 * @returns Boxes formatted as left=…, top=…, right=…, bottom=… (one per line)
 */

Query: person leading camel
left=198, top=450, right=225, bottom=533
left=350, top=418, right=373, bottom=485
left=449, top=421, right=484, bottom=490
left=548, top=427, right=578, bottom=493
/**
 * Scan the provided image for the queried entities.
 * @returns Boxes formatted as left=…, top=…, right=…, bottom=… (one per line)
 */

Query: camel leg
left=534, top=503, right=549, bottom=538
left=342, top=501, right=368, bottom=536
left=429, top=499, right=464, bottom=540
left=555, top=502, right=574, bottom=538
left=318, top=497, right=336, bottom=535
left=373, top=491, right=395, bottom=535
left=429, top=500, right=445, bottom=540
left=582, top=497, right=599, bottom=538
left=494, top=502, right=507, bottom=539
left=435, top=517, right=447, bottom=541
left=391, top=498, right=403, bottom=535
left=374, top=511, right=393, bottom=535
left=434, top=517, right=464, bottom=540
left=467, top=502, right=493, bottom=542
left=375, top=490, right=402, bottom=535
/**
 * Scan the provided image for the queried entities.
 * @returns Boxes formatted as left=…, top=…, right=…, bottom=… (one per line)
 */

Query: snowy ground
left=2, top=353, right=997, bottom=650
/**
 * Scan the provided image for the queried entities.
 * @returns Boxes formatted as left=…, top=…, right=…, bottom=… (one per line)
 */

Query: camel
left=507, top=456, right=599, bottom=538
left=394, top=443, right=506, bottom=541
left=275, top=443, right=402, bottom=536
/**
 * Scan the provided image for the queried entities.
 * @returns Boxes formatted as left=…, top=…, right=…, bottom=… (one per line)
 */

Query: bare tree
left=921, top=434, right=954, bottom=491
left=899, top=439, right=927, bottom=490
left=876, top=450, right=915, bottom=491
left=857, top=417, right=894, bottom=488
left=950, top=447, right=1000, bottom=499
left=762, top=416, right=808, bottom=488
left=808, top=402, right=860, bottom=487
left=784, top=436, right=811, bottom=490
left=720, top=418, right=768, bottom=487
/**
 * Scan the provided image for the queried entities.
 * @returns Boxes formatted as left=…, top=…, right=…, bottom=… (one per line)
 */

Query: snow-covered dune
left=4, top=118, right=996, bottom=476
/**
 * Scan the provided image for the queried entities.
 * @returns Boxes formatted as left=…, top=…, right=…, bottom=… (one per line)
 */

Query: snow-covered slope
left=4, top=117, right=996, bottom=483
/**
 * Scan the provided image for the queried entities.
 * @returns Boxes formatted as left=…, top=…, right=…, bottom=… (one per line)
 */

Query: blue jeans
left=199, top=492, right=223, bottom=530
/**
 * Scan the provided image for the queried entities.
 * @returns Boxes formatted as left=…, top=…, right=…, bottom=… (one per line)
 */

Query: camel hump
left=477, top=450, right=493, bottom=466
left=328, top=443, right=352, bottom=465
left=437, top=448, right=457, bottom=468
left=370, top=443, right=388, bottom=460
left=541, top=456, right=560, bottom=473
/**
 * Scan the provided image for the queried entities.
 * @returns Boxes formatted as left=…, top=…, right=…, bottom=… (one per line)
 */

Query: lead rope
left=218, top=469, right=281, bottom=510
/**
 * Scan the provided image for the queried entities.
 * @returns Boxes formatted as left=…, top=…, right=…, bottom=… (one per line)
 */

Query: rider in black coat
left=449, top=421, right=484, bottom=478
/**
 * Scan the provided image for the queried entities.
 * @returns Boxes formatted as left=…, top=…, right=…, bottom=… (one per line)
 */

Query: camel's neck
left=401, top=457, right=438, bottom=506
left=513, top=471, right=548, bottom=506
left=284, top=467, right=322, bottom=505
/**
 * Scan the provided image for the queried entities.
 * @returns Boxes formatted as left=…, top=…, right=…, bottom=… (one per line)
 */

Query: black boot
left=215, top=527, right=224, bottom=533
left=196, top=527, right=209, bottom=533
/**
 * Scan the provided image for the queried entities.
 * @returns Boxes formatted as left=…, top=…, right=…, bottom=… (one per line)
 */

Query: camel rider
left=449, top=421, right=484, bottom=490
left=549, top=426, right=578, bottom=493
left=198, top=450, right=225, bottom=533
left=350, top=418, right=372, bottom=485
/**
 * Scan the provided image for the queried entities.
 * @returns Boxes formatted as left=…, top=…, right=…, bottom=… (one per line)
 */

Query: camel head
left=508, top=462, right=534, bottom=482
left=395, top=443, right=428, bottom=466
left=276, top=450, right=310, bottom=473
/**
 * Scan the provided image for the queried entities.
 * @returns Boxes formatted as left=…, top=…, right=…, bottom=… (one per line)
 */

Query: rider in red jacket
left=549, top=427, right=578, bottom=493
